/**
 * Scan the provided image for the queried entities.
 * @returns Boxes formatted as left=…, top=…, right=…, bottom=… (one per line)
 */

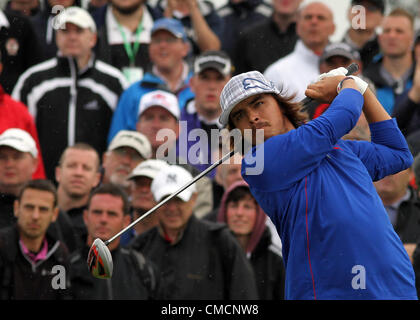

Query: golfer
left=219, top=69, right=418, bottom=300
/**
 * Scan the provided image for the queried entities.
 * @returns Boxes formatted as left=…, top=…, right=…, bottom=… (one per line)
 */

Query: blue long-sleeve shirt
left=242, top=88, right=417, bottom=300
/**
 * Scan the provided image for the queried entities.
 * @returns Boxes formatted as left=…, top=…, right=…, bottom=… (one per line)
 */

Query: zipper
left=68, top=58, right=78, bottom=147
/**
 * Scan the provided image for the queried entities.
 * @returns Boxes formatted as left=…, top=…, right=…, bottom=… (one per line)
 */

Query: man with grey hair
left=102, top=130, right=152, bottom=194
left=264, top=1, right=335, bottom=101
left=130, top=164, right=258, bottom=299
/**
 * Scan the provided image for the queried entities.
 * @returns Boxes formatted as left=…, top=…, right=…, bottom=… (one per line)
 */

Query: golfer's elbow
left=402, top=150, right=414, bottom=170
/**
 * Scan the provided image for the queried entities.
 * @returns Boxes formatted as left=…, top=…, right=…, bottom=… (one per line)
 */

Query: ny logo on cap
left=166, top=174, right=177, bottom=184
left=243, top=78, right=274, bottom=91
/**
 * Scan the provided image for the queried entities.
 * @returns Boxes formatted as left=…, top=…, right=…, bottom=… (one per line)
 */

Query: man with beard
left=50, top=143, right=101, bottom=252
left=102, top=130, right=152, bottom=195
left=94, top=0, right=161, bottom=84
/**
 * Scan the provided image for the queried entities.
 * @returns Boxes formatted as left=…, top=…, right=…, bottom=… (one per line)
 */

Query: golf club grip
left=105, top=149, right=236, bottom=245
left=301, top=63, right=359, bottom=111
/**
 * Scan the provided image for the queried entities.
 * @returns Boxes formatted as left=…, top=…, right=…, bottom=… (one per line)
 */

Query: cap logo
left=166, top=174, right=177, bottom=184
left=243, top=78, right=274, bottom=91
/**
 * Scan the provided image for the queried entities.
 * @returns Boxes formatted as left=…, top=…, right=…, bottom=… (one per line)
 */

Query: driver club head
left=87, top=238, right=113, bottom=279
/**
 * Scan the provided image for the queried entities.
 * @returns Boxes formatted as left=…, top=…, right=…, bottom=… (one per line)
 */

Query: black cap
left=193, top=50, right=233, bottom=76
left=320, top=42, right=361, bottom=63
left=351, top=0, right=385, bottom=14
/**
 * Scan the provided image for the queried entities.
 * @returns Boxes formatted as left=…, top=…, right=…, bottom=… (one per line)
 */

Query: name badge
left=122, top=67, right=143, bottom=84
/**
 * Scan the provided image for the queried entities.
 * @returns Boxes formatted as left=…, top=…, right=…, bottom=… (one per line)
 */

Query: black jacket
left=0, top=225, right=71, bottom=299
left=0, top=193, right=16, bottom=230
left=217, top=0, right=272, bottom=59
left=0, top=10, right=44, bottom=93
left=69, top=245, right=160, bottom=300
left=129, top=215, right=258, bottom=299
left=12, top=56, right=127, bottom=180
left=393, top=187, right=420, bottom=244
left=234, top=17, right=297, bottom=74
left=250, top=228, right=285, bottom=300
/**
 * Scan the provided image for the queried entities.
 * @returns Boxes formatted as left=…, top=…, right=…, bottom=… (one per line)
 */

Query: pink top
left=19, top=238, right=48, bottom=263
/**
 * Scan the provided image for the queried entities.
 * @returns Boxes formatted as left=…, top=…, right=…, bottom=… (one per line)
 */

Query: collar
left=186, top=100, right=223, bottom=128
left=19, top=237, right=48, bottom=263
left=295, top=39, right=321, bottom=60
left=0, top=10, right=10, bottom=28
left=157, top=223, right=185, bottom=245
left=389, top=189, right=412, bottom=211
left=106, top=5, right=153, bottom=45
left=56, top=53, right=95, bottom=75
left=152, top=61, right=190, bottom=92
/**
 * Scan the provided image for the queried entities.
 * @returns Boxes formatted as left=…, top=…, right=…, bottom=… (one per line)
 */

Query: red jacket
left=0, top=86, right=46, bottom=179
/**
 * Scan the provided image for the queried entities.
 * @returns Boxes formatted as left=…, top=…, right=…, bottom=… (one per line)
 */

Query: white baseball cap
left=219, top=71, right=280, bottom=126
left=127, top=159, right=170, bottom=180
left=0, top=128, right=37, bottom=158
left=151, top=165, right=196, bottom=202
left=138, top=90, right=180, bottom=120
left=56, top=6, right=97, bottom=33
left=108, top=130, right=152, bottom=160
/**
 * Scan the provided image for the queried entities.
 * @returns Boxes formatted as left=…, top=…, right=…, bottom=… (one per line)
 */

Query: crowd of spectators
left=0, top=0, right=420, bottom=300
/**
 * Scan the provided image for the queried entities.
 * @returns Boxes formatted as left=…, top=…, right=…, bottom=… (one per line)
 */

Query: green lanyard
left=117, top=21, right=143, bottom=66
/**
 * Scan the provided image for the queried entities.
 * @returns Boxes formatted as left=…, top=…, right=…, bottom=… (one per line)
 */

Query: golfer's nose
left=248, top=109, right=260, bottom=123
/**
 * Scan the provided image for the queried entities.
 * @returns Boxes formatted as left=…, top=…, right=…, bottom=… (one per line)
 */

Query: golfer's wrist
left=337, top=77, right=356, bottom=93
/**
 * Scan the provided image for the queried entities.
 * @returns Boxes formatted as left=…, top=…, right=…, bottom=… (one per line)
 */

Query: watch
left=337, top=76, right=355, bottom=93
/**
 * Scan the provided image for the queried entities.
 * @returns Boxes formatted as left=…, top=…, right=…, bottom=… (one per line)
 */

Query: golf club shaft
left=104, top=149, right=236, bottom=246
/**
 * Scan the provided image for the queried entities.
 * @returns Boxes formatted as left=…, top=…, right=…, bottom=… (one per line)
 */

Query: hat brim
left=153, top=186, right=192, bottom=203
left=0, top=142, right=36, bottom=157
left=127, top=169, right=155, bottom=181
left=152, top=27, right=184, bottom=40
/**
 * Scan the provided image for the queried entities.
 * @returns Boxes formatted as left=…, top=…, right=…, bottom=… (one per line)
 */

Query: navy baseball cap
left=151, top=18, right=187, bottom=41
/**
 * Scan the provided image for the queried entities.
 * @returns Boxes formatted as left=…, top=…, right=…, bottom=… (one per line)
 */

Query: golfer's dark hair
left=17, top=179, right=58, bottom=207
left=227, top=93, right=309, bottom=149
left=58, top=142, right=100, bottom=171
left=87, top=183, right=130, bottom=216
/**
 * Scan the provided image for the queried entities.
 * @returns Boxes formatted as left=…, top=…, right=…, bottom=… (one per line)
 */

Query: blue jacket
left=364, top=57, right=413, bottom=114
left=242, top=89, right=417, bottom=300
left=177, top=100, right=220, bottom=178
left=107, top=72, right=194, bottom=143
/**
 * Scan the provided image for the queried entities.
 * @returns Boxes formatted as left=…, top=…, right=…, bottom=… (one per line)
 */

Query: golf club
left=87, top=148, right=236, bottom=279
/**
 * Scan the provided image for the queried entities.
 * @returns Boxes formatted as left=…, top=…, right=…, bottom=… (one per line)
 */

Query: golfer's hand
left=305, top=75, right=346, bottom=104
left=317, top=67, right=348, bottom=81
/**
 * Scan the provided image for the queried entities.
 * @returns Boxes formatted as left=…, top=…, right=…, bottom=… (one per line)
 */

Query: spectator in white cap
left=12, top=6, right=128, bottom=181
left=136, top=89, right=214, bottom=218
left=135, top=89, right=180, bottom=159
left=0, top=128, right=39, bottom=229
left=126, top=159, right=169, bottom=239
left=130, top=164, right=258, bottom=299
left=102, top=130, right=152, bottom=194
